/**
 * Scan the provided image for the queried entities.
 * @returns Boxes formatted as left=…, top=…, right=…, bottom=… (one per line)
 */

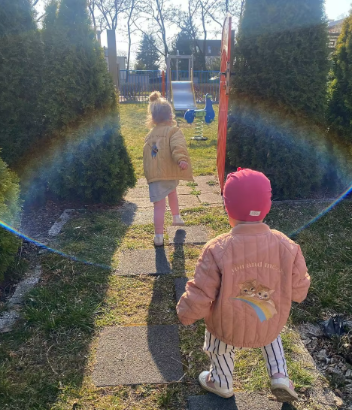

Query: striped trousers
left=203, top=331, right=288, bottom=390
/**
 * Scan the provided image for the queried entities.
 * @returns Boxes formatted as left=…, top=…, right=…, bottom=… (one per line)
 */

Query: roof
left=328, top=19, right=345, bottom=28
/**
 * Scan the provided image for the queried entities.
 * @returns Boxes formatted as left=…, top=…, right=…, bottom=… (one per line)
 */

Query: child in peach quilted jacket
left=177, top=168, right=310, bottom=402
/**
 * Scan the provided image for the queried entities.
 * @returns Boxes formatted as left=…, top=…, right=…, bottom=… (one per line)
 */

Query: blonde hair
left=146, top=91, right=175, bottom=128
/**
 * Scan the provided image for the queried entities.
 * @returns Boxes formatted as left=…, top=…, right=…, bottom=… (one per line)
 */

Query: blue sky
left=325, top=0, right=351, bottom=19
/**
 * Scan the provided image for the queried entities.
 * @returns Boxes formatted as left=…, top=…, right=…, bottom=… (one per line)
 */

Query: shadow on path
left=188, top=392, right=297, bottom=409
left=146, top=229, right=186, bottom=384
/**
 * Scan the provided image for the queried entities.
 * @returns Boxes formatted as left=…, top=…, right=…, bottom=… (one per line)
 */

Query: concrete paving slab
left=48, top=209, right=74, bottom=236
left=93, top=325, right=183, bottom=386
left=175, top=277, right=189, bottom=302
left=124, top=198, right=153, bottom=208
left=188, top=392, right=284, bottom=410
left=119, top=203, right=154, bottom=226
left=193, top=176, right=220, bottom=194
left=136, top=178, right=148, bottom=187
left=125, top=186, right=149, bottom=200
left=115, top=249, right=171, bottom=275
left=0, top=310, right=20, bottom=333
left=177, top=185, right=192, bottom=195
left=167, top=226, right=208, bottom=245
left=177, top=194, right=201, bottom=208
left=8, top=265, right=42, bottom=306
left=198, top=193, right=223, bottom=205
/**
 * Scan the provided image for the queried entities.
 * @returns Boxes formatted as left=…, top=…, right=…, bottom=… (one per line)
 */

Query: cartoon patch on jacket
left=233, top=280, right=277, bottom=322
left=149, top=138, right=162, bottom=158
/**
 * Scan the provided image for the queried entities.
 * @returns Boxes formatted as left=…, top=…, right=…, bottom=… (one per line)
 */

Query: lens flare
left=289, top=183, right=352, bottom=238
left=0, top=219, right=111, bottom=270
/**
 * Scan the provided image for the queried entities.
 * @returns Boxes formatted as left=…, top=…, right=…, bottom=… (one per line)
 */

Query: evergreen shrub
left=0, top=155, right=21, bottom=281
left=328, top=13, right=352, bottom=144
left=23, top=109, right=135, bottom=204
left=227, top=0, right=331, bottom=199
left=21, top=0, right=135, bottom=204
left=0, top=0, right=44, bottom=167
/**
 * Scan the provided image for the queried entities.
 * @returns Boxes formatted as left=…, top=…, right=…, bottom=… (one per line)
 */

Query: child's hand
left=179, top=161, right=188, bottom=170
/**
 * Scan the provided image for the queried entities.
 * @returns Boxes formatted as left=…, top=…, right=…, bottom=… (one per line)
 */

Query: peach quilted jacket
left=176, top=223, right=311, bottom=348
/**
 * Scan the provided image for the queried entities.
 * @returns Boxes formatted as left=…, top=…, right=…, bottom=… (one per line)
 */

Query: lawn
left=1, top=103, right=351, bottom=409
left=1, top=199, right=351, bottom=409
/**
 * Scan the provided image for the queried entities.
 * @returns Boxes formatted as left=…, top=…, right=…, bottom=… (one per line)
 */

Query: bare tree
left=125, top=0, right=141, bottom=79
left=90, top=0, right=130, bottom=30
left=88, top=0, right=98, bottom=31
left=239, top=0, right=245, bottom=20
left=134, top=0, right=172, bottom=64
left=170, top=0, right=241, bottom=69
left=171, top=0, right=199, bottom=43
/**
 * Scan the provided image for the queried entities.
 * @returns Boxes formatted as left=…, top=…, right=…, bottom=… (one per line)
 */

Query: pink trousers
left=154, top=189, right=180, bottom=234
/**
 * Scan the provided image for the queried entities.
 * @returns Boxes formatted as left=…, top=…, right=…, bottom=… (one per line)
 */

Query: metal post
left=117, top=63, right=120, bottom=90
left=97, top=30, right=102, bottom=46
left=166, top=56, right=171, bottom=101
left=176, top=50, right=179, bottom=81
left=107, top=30, right=118, bottom=88
left=191, top=55, right=194, bottom=80
left=162, top=71, right=165, bottom=97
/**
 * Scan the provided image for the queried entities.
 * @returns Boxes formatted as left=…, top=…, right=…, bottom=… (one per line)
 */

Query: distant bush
left=0, top=155, right=21, bottom=281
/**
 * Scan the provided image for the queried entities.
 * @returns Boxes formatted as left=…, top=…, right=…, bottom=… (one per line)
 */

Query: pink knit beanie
left=223, top=168, right=272, bottom=222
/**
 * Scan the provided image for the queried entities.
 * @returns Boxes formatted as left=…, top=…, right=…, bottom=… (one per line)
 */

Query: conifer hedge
left=0, top=155, right=21, bottom=281
left=328, top=14, right=352, bottom=144
left=0, top=0, right=44, bottom=167
left=227, top=0, right=331, bottom=199
left=20, top=0, right=136, bottom=204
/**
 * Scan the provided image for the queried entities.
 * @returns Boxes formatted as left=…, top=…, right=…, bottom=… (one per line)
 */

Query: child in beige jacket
left=177, top=168, right=311, bottom=402
left=143, top=91, right=193, bottom=246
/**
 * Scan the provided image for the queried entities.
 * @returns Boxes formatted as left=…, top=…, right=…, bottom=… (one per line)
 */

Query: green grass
left=1, top=196, right=351, bottom=408
left=120, top=104, right=219, bottom=179
left=2, top=102, right=347, bottom=409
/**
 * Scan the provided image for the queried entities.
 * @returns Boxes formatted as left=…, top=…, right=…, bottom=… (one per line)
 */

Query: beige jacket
left=143, top=124, right=193, bottom=183
left=177, top=223, right=311, bottom=348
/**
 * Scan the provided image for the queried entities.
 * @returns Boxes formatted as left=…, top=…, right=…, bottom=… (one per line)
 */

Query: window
left=208, top=46, right=212, bottom=54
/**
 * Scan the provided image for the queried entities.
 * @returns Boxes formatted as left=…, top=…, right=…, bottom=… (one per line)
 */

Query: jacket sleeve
left=169, top=128, right=189, bottom=164
left=176, top=244, right=221, bottom=325
left=292, top=246, right=311, bottom=303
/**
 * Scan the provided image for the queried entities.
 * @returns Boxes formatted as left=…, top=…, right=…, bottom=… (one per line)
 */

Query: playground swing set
left=164, top=15, right=232, bottom=195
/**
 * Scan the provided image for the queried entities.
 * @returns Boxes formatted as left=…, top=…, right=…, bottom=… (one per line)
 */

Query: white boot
left=154, top=234, right=164, bottom=247
left=198, top=371, right=234, bottom=398
left=271, top=375, right=298, bottom=402
left=172, top=215, right=185, bottom=226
